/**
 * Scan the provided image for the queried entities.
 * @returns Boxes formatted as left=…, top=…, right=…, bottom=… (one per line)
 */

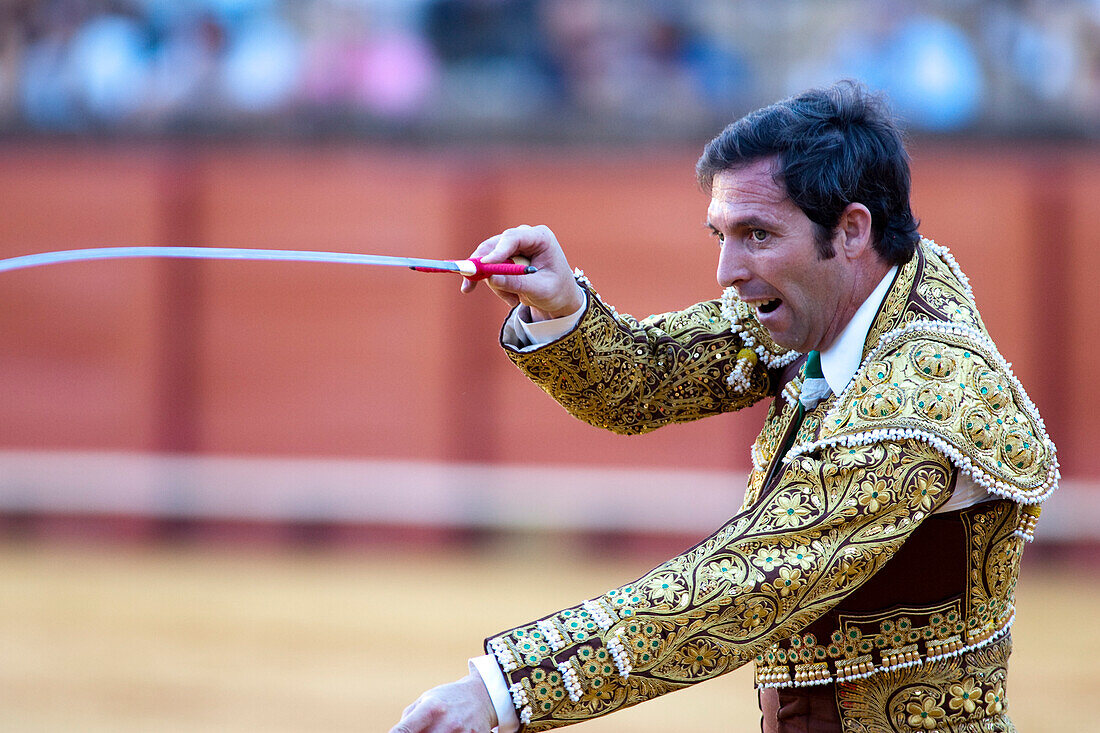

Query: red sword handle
left=466, top=256, right=537, bottom=281
left=411, top=256, right=537, bottom=281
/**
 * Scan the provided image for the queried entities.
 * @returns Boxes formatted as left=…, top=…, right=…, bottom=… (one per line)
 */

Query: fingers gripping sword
left=0, top=246, right=536, bottom=280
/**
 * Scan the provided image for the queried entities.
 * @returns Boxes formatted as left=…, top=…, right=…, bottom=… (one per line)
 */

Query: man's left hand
left=390, top=672, right=497, bottom=733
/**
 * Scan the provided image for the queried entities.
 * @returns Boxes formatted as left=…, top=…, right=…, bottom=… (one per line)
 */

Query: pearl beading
left=583, top=600, right=616, bottom=631
left=489, top=637, right=520, bottom=673
left=720, top=286, right=800, bottom=370
left=1014, top=505, right=1041, bottom=541
left=494, top=594, right=643, bottom=721
left=726, top=353, right=755, bottom=392
left=537, top=619, right=567, bottom=652
left=606, top=629, right=633, bottom=678
left=751, top=441, right=769, bottom=474
left=923, top=237, right=975, bottom=303
left=557, top=660, right=583, bottom=702
left=782, top=376, right=802, bottom=407
left=508, top=682, right=532, bottom=724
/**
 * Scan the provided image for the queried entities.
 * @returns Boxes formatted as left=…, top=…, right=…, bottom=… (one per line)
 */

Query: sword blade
left=0, top=247, right=464, bottom=274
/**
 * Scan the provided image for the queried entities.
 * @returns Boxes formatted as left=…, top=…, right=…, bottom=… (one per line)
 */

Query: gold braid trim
left=486, top=439, right=954, bottom=730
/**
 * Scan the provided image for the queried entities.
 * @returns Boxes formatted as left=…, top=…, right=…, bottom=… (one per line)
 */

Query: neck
left=814, top=258, right=892, bottom=352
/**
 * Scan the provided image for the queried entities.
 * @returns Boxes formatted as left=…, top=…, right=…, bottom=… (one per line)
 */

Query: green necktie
left=806, top=349, right=823, bottom=378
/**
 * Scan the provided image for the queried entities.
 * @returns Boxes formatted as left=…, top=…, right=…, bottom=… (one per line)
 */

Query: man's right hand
left=460, top=224, right=585, bottom=321
left=389, top=672, right=497, bottom=733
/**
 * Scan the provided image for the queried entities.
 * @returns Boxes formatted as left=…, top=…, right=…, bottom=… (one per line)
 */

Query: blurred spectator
left=883, top=14, right=984, bottom=131
left=425, top=0, right=555, bottom=124
left=220, top=9, right=301, bottom=113
left=0, top=0, right=1096, bottom=138
left=69, top=11, right=150, bottom=122
left=146, top=11, right=225, bottom=126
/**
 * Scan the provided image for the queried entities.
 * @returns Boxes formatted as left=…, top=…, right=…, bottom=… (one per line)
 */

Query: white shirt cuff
left=501, top=295, right=587, bottom=352
left=469, top=655, right=520, bottom=733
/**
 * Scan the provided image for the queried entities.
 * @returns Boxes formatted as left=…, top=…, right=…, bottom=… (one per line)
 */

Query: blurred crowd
left=0, top=0, right=1097, bottom=139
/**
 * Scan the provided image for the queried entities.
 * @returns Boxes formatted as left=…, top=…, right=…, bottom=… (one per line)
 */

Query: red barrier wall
left=0, top=141, right=1094, bottom=475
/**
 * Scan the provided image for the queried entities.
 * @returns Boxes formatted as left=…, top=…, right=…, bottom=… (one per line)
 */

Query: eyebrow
left=706, top=216, right=776, bottom=233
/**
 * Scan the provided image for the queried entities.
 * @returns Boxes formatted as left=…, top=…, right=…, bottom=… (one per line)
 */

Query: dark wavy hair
left=696, top=81, right=919, bottom=265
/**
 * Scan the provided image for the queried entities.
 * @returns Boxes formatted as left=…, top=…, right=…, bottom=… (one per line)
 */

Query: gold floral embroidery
left=857, top=477, right=893, bottom=513
left=907, top=697, right=946, bottom=730
left=751, top=546, right=784, bottom=572
left=948, top=677, right=981, bottom=715
left=774, top=566, right=804, bottom=597
left=753, top=501, right=1023, bottom=696
left=644, top=573, right=687, bottom=606
left=784, top=545, right=816, bottom=570
left=963, top=501, right=1023, bottom=643
left=677, top=640, right=721, bottom=675
left=914, top=246, right=986, bottom=333
left=699, top=556, right=750, bottom=593
left=984, top=681, right=1005, bottom=716
left=771, top=493, right=814, bottom=527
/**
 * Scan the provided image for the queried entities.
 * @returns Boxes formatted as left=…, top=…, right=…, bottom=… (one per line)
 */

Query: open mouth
left=757, top=298, right=781, bottom=315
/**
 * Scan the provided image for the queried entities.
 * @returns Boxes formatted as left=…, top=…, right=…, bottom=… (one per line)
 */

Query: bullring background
left=2, top=1, right=1099, bottom=730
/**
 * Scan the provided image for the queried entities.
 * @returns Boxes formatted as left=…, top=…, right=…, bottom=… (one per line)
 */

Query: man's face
left=707, top=158, right=856, bottom=353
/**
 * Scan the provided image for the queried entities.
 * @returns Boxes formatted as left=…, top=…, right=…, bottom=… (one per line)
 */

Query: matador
left=392, top=82, right=1058, bottom=733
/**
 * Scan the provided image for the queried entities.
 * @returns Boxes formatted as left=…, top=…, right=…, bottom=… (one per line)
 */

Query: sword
left=0, top=246, right=536, bottom=281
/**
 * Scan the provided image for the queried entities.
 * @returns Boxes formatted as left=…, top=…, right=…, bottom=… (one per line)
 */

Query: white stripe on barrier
left=0, top=449, right=1093, bottom=540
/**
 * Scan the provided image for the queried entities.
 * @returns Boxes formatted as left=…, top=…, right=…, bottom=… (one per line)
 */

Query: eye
left=749, top=229, right=768, bottom=243
left=709, top=228, right=725, bottom=245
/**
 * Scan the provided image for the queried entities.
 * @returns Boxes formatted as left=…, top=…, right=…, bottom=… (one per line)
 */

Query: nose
left=716, top=242, right=750, bottom=289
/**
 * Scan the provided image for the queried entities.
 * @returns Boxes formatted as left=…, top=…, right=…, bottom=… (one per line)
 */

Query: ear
left=835, top=203, right=874, bottom=260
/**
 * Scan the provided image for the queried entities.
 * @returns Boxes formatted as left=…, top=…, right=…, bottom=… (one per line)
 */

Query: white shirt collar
left=818, top=266, right=898, bottom=395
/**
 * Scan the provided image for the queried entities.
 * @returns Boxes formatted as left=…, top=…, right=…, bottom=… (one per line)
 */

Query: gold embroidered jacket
left=487, top=239, right=1057, bottom=732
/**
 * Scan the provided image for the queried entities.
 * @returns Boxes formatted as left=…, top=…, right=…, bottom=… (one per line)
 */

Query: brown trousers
left=758, top=685, right=842, bottom=733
